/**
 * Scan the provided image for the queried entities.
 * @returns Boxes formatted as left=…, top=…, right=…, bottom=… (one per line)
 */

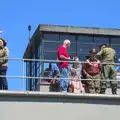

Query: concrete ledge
left=0, top=90, right=120, bottom=100
left=1, top=90, right=120, bottom=120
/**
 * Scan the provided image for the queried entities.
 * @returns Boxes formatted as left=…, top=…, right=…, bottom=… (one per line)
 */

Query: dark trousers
left=100, top=64, right=117, bottom=94
left=86, top=74, right=101, bottom=94
left=0, top=66, right=8, bottom=90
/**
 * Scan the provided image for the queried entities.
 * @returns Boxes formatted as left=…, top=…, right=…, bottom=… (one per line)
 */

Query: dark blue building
left=23, top=24, right=120, bottom=90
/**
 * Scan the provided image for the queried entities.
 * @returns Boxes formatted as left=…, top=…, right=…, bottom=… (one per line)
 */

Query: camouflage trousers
left=100, top=64, right=117, bottom=94
left=86, top=74, right=100, bottom=94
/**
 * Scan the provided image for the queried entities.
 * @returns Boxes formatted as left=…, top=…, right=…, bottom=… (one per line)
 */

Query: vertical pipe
left=22, top=59, right=25, bottom=90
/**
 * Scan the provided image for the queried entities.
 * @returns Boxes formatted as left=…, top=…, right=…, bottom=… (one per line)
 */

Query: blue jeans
left=59, top=68, right=69, bottom=92
left=0, top=66, right=8, bottom=90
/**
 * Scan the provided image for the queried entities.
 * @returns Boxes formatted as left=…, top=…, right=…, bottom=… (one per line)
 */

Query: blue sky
left=0, top=0, right=120, bottom=90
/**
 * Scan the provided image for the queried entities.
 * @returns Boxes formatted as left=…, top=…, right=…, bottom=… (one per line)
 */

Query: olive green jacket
left=97, top=47, right=116, bottom=63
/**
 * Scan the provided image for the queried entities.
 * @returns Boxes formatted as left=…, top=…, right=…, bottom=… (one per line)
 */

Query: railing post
left=22, top=59, right=25, bottom=90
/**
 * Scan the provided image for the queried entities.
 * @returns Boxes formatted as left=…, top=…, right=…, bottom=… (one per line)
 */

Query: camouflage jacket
left=0, top=47, right=9, bottom=66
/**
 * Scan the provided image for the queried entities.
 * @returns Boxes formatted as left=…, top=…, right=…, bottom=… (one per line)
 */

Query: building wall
left=26, top=34, right=43, bottom=90
left=1, top=91, right=120, bottom=120
left=43, top=32, right=120, bottom=61
left=26, top=31, right=120, bottom=90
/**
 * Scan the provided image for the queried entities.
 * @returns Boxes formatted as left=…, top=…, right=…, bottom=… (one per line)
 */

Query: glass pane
left=94, top=37, right=109, bottom=44
left=79, top=54, right=89, bottom=61
left=37, top=67, right=40, bottom=77
left=44, top=52, right=57, bottom=60
left=44, top=63, right=49, bottom=70
left=44, top=42, right=60, bottom=52
left=112, top=44, right=120, bottom=54
left=43, top=33, right=59, bottom=41
left=78, top=36, right=93, bottom=43
left=67, top=42, right=76, bottom=53
left=60, top=34, right=76, bottom=42
left=111, top=38, right=120, bottom=44
left=79, top=44, right=95, bottom=54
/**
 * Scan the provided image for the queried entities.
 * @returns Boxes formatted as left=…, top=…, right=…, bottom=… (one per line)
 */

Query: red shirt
left=57, top=46, right=69, bottom=68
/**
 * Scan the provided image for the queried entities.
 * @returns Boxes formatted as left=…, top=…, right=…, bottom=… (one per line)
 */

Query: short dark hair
left=99, top=44, right=107, bottom=48
left=0, top=38, right=7, bottom=46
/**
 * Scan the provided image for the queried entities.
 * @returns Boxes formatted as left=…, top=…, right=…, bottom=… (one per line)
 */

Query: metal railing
left=0, top=58, right=120, bottom=91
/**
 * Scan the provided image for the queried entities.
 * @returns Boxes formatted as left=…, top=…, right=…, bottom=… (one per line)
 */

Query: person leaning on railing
left=0, top=38, right=9, bottom=90
left=49, top=63, right=60, bottom=92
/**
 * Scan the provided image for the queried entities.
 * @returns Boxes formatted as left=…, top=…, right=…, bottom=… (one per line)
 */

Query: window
left=67, top=43, right=77, bottom=53
left=60, top=34, right=76, bottom=42
left=26, top=62, right=30, bottom=76
left=94, top=36, right=109, bottom=44
left=111, top=37, right=120, bottom=44
left=78, top=36, right=93, bottom=43
left=112, top=45, right=120, bottom=53
left=79, top=54, right=89, bottom=61
left=44, top=42, right=60, bottom=52
left=44, top=52, right=57, bottom=60
left=43, top=33, right=59, bottom=41
left=79, top=44, right=95, bottom=54
left=38, top=43, right=42, bottom=57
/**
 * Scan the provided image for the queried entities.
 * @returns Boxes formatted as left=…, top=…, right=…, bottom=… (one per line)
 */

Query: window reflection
left=112, top=44, right=120, bottom=53
left=79, top=44, right=95, bottom=54
left=60, top=34, right=76, bottom=42
left=43, top=33, right=59, bottom=41
left=44, top=52, right=57, bottom=60
left=44, top=42, right=60, bottom=52
left=111, top=38, right=120, bottom=44
left=94, top=37, right=109, bottom=44
left=78, top=36, right=93, bottom=43
left=79, top=54, right=89, bottom=61
left=67, top=43, right=77, bottom=53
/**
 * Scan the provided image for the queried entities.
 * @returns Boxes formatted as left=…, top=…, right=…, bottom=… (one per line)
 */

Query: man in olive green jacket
left=97, top=44, right=117, bottom=94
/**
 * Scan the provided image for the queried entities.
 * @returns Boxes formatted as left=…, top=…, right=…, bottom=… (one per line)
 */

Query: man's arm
left=60, top=55, right=70, bottom=60
left=96, top=49, right=104, bottom=56
left=58, top=47, right=70, bottom=60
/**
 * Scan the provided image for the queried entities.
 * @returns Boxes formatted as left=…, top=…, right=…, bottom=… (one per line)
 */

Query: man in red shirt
left=57, top=39, right=71, bottom=92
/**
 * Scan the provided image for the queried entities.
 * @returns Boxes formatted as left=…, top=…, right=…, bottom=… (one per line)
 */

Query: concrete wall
left=0, top=91, right=120, bottom=120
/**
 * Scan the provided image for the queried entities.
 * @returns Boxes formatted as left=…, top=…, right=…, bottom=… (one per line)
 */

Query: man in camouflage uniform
left=97, top=44, right=117, bottom=94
